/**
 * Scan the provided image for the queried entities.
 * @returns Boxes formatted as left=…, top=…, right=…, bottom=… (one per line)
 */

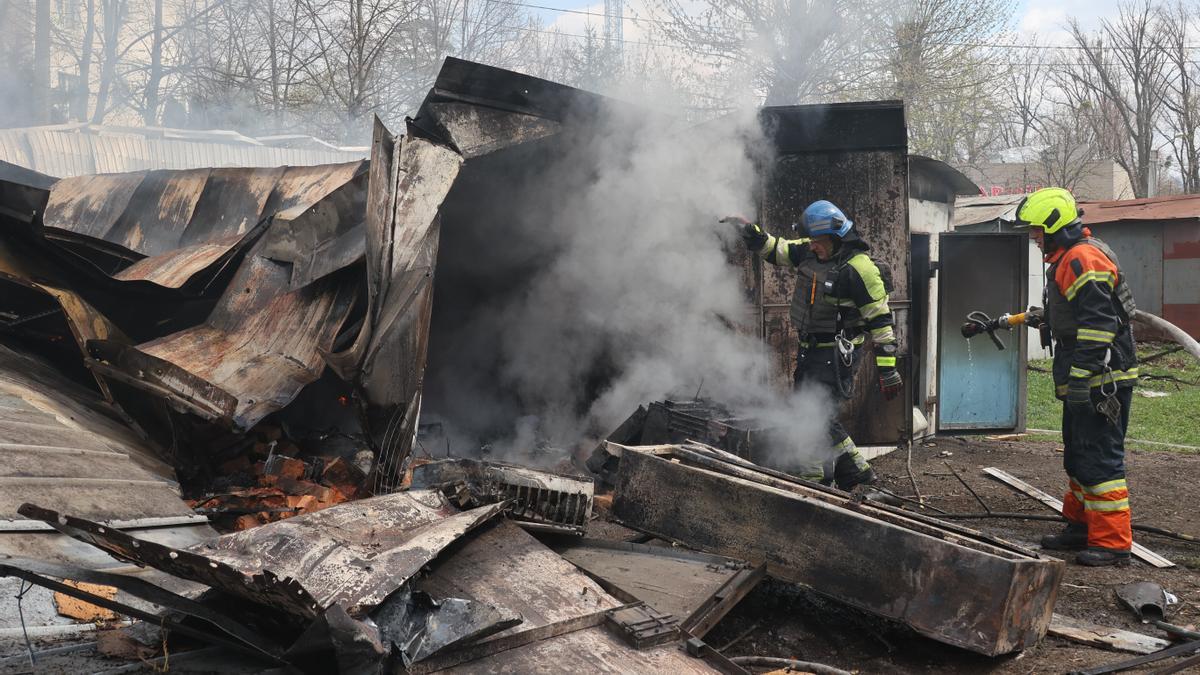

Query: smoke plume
left=425, top=97, right=833, bottom=473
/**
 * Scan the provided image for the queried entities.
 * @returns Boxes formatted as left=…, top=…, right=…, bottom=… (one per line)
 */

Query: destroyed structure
left=0, top=58, right=1097, bottom=672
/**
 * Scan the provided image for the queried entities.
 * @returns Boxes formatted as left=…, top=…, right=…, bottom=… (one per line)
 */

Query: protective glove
left=1024, top=306, right=1045, bottom=329
left=1065, top=376, right=1092, bottom=413
left=721, top=215, right=767, bottom=251
left=878, top=368, right=902, bottom=400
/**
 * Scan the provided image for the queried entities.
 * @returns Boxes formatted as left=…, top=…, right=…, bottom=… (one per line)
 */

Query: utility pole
left=603, top=0, right=623, bottom=59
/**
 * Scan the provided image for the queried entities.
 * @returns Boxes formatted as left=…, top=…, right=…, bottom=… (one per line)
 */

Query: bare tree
left=1002, top=35, right=1050, bottom=149
left=1034, top=104, right=1106, bottom=196
left=1054, top=0, right=1171, bottom=197
left=1159, top=0, right=1200, bottom=193
left=882, top=0, right=1015, bottom=165
left=645, top=0, right=889, bottom=107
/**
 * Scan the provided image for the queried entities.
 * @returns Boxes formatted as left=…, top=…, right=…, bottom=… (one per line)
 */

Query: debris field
left=0, top=58, right=1198, bottom=675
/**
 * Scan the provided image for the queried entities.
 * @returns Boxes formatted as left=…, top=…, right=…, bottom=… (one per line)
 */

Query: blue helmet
left=799, top=200, right=853, bottom=238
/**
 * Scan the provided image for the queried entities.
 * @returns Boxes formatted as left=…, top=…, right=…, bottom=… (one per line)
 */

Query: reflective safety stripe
left=1084, top=498, right=1130, bottom=512
left=1077, top=327, right=1115, bottom=343
left=757, top=234, right=776, bottom=257
left=834, top=437, right=855, bottom=451
left=1064, top=270, right=1116, bottom=300
left=1082, top=478, right=1127, bottom=495
left=1071, top=488, right=1085, bottom=503
left=876, top=356, right=896, bottom=367
left=870, top=325, right=895, bottom=343
left=846, top=253, right=887, bottom=301
left=1069, top=366, right=1093, bottom=379
left=1055, top=367, right=1140, bottom=394
left=859, top=297, right=891, bottom=320
left=828, top=297, right=857, bottom=308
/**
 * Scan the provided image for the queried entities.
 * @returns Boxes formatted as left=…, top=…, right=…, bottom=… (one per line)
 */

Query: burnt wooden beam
left=611, top=445, right=1065, bottom=656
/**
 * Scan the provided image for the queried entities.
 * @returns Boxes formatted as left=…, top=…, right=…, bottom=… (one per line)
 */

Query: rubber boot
left=1076, top=547, right=1132, bottom=567
left=1040, top=522, right=1088, bottom=551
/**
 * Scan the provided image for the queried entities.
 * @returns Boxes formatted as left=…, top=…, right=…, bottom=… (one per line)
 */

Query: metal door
left=937, top=233, right=1027, bottom=431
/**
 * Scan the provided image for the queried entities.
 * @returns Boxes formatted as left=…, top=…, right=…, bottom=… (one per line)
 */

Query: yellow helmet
left=1014, top=187, right=1080, bottom=234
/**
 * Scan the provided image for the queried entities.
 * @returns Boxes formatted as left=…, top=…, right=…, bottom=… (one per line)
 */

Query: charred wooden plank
left=612, top=445, right=1064, bottom=656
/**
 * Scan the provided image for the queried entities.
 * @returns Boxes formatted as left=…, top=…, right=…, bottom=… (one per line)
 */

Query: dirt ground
left=697, top=435, right=1200, bottom=674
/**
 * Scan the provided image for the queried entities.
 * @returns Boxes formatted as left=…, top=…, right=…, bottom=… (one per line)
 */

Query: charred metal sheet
left=0, top=345, right=208, bottom=537
left=40, top=162, right=366, bottom=288
left=0, top=159, right=53, bottom=225
left=0, top=557, right=285, bottom=659
left=611, top=444, right=1064, bottom=656
left=88, top=236, right=358, bottom=430
left=552, top=538, right=762, bottom=639
left=411, top=459, right=593, bottom=534
left=345, top=127, right=461, bottom=491
left=419, top=57, right=612, bottom=129
left=283, top=604, right=388, bottom=675
left=20, top=490, right=504, bottom=621
left=421, top=102, right=561, bottom=159
left=187, top=491, right=505, bottom=616
left=412, top=520, right=717, bottom=674
left=19, top=502, right=323, bottom=621
left=0, top=559, right=285, bottom=662
left=371, top=588, right=520, bottom=665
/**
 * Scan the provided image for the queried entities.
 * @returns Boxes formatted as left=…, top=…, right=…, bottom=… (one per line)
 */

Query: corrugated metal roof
left=41, top=161, right=367, bottom=289
left=953, top=194, right=1024, bottom=227
left=0, top=344, right=197, bottom=523
left=0, top=125, right=366, bottom=178
left=1081, top=194, right=1200, bottom=225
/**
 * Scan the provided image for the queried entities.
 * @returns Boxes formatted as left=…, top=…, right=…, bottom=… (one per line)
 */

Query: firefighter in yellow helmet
left=1016, top=187, right=1139, bottom=567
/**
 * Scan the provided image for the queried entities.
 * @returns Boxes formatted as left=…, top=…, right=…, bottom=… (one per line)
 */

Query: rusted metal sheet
left=88, top=236, right=358, bottom=430
left=40, top=161, right=366, bottom=289
left=611, top=444, right=1064, bottom=656
left=1163, top=221, right=1200, bottom=338
left=21, top=490, right=505, bottom=620
left=1081, top=193, right=1200, bottom=223
left=757, top=105, right=910, bottom=444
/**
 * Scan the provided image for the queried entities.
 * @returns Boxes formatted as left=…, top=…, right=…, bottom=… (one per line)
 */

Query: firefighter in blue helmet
left=727, top=201, right=900, bottom=490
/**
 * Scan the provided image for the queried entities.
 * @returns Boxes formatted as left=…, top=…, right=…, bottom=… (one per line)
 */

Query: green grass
left=1027, top=342, right=1200, bottom=453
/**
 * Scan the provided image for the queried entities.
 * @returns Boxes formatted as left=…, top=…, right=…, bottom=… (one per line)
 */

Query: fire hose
left=960, top=308, right=1044, bottom=351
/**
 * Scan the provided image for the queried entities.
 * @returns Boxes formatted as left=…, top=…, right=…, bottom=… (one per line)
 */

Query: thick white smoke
left=438, top=99, right=834, bottom=472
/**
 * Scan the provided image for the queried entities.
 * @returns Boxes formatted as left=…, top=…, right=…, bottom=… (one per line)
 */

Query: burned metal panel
left=422, top=56, right=611, bottom=126
left=411, top=458, right=594, bottom=533
left=14, top=493, right=506, bottom=655
left=553, top=538, right=759, bottom=631
left=40, top=161, right=366, bottom=289
left=417, top=519, right=716, bottom=673
left=188, top=490, right=505, bottom=616
left=0, top=345, right=208, bottom=528
left=89, top=238, right=358, bottom=430
left=422, top=102, right=562, bottom=159
left=0, top=159, right=54, bottom=224
left=757, top=107, right=911, bottom=444
left=611, top=446, right=1064, bottom=656
left=359, top=133, right=462, bottom=490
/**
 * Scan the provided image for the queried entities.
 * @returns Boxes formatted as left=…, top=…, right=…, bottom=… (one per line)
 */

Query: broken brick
left=54, top=580, right=118, bottom=621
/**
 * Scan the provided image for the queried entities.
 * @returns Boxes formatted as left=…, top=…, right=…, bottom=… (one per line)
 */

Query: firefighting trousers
left=1061, top=386, right=1134, bottom=551
left=791, top=342, right=873, bottom=490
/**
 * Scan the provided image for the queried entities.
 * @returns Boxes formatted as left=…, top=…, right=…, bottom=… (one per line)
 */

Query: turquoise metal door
left=937, top=233, right=1028, bottom=431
